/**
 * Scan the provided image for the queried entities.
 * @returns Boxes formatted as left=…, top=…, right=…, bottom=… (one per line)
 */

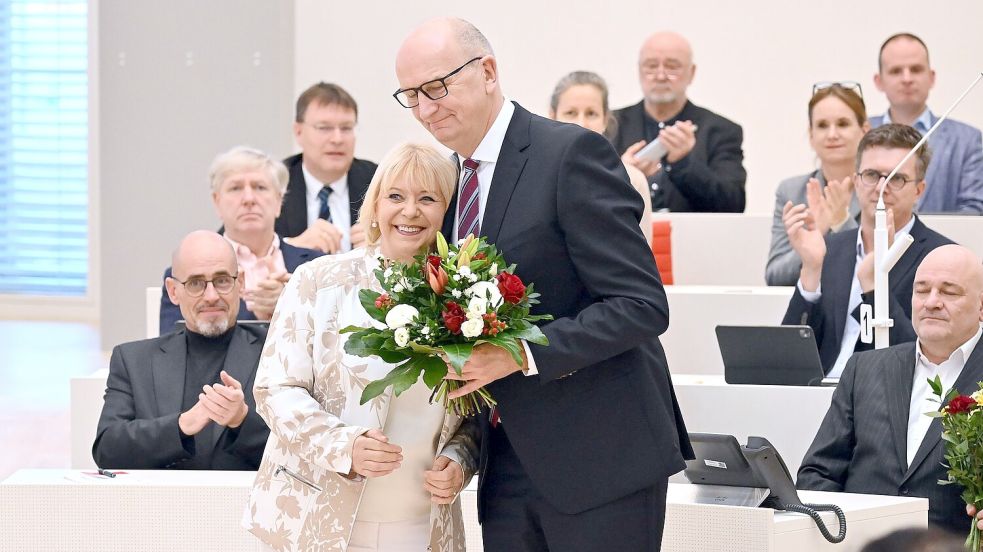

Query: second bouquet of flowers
left=341, top=233, right=552, bottom=416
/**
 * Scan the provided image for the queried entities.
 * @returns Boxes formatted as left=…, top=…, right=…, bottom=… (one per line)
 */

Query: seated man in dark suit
left=277, top=82, right=378, bottom=253
left=782, top=124, right=954, bottom=376
left=159, top=146, right=322, bottom=334
left=797, top=244, right=983, bottom=533
left=613, top=31, right=746, bottom=212
left=95, top=231, right=270, bottom=470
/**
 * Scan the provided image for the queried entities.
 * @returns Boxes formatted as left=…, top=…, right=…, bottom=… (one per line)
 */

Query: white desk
left=1, top=470, right=924, bottom=552
left=672, top=374, right=835, bottom=478
left=663, top=285, right=794, bottom=375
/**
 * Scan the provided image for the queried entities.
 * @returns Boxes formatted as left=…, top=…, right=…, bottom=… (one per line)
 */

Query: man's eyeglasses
left=812, top=81, right=864, bottom=99
left=173, top=274, right=238, bottom=297
left=856, top=169, right=915, bottom=191
left=306, top=123, right=355, bottom=136
left=639, top=62, right=686, bottom=80
left=393, top=57, right=482, bottom=108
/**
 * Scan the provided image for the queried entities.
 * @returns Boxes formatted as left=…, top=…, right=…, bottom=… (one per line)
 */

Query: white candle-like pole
left=869, top=72, right=983, bottom=349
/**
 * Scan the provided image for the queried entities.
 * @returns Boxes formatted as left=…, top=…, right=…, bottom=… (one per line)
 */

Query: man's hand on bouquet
left=351, top=429, right=402, bottom=478
left=444, top=342, right=527, bottom=399
left=967, top=504, right=983, bottom=530
left=424, top=455, right=463, bottom=504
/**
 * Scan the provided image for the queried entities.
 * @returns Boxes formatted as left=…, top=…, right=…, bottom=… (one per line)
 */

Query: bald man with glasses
left=612, top=31, right=747, bottom=213
left=93, top=231, right=270, bottom=470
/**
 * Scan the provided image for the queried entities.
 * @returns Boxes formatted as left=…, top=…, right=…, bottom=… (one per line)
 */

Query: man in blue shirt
left=870, top=33, right=983, bottom=214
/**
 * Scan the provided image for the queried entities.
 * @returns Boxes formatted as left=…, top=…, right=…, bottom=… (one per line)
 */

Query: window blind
left=0, top=0, right=87, bottom=296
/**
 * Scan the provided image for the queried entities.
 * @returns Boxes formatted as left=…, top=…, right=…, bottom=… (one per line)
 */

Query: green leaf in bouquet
left=408, top=341, right=442, bottom=355
left=358, top=289, right=386, bottom=322
left=442, top=342, right=475, bottom=375
left=510, top=324, right=549, bottom=346
left=340, top=324, right=366, bottom=334
left=928, top=375, right=943, bottom=397
left=420, top=355, right=448, bottom=388
left=359, top=357, right=424, bottom=404
left=436, top=232, right=449, bottom=259
left=344, top=333, right=410, bottom=363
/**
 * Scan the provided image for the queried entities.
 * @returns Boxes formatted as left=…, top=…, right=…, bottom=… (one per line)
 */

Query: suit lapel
left=152, top=330, right=187, bottom=419
left=904, top=340, right=983, bottom=482
left=441, top=154, right=461, bottom=240
left=348, top=159, right=372, bottom=226
left=481, top=103, right=530, bottom=244
left=282, top=159, right=309, bottom=237
left=889, top=217, right=928, bottom=288
left=619, top=101, right=647, bottom=151
left=828, top=230, right=859, bottom=348
left=887, top=344, right=916, bottom=473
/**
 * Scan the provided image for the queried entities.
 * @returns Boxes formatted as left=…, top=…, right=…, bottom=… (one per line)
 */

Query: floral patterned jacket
left=242, top=247, right=480, bottom=551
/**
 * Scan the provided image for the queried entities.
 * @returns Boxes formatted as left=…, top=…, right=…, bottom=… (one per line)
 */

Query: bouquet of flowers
left=928, top=376, right=983, bottom=551
left=340, top=233, right=552, bottom=416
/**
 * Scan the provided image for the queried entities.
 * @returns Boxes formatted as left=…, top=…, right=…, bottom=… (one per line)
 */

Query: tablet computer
left=715, top=325, right=826, bottom=386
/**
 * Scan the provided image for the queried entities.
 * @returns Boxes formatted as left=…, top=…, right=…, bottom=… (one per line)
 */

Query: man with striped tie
left=276, top=82, right=378, bottom=254
left=394, top=18, right=692, bottom=552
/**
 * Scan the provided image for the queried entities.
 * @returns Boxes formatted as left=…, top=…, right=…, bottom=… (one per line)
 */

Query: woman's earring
left=370, top=221, right=378, bottom=228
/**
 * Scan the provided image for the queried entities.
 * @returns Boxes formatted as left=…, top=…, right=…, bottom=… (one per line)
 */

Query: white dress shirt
left=907, top=326, right=983, bottom=467
left=797, top=216, right=916, bottom=377
left=303, top=165, right=352, bottom=252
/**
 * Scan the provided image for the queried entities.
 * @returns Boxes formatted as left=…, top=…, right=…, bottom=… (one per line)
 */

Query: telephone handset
left=684, top=434, right=847, bottom=544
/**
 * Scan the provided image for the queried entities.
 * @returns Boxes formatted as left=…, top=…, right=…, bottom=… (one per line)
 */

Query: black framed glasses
left=856, top=169, right=915, bottom=191
left=172, top=274, right=238, bottom=297
left=812, top=81, right=863, bottom=99
left=393, top=56, right=482, bottom=108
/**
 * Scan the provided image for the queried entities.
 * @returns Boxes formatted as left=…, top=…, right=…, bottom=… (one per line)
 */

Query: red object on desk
left=651, top=221, right=673, bottom=285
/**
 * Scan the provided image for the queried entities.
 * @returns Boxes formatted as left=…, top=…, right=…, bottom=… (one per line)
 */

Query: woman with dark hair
left=766, top=83, right=869, bottom=286
left=549, top=71, right=653, bottom=245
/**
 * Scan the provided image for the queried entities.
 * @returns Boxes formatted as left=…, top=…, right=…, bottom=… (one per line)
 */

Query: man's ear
left=873, top=72, right=884, bottom=93
left=165, top=277, right=180, bottom=306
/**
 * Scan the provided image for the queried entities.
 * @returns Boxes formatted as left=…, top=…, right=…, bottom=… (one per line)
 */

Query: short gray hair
left=208, top=146, right=289, bottom=198
left=454, top=18, right=494, bottom=57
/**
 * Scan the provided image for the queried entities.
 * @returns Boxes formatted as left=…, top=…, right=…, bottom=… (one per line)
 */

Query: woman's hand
left=351, top=429, right=402, bottom=478
left=424, top=455, right=464, bottom=504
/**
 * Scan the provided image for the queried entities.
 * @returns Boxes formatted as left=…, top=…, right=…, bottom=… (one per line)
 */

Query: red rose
left=496, top=272, right=526, bottom=304
left=946, top=395, right=977, bottom=415
left=426, top=255, right=442, bottom=269
left=442, top=301, right=466, bottom=334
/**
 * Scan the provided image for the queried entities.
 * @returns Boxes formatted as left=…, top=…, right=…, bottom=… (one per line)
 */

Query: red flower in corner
left=946, top=395, right=977, bottom=415
left=496, top=272, right=526, bottom=304
left=426, top=255, right=442, bottom=269
left=441, top=301, right=466, bottom=334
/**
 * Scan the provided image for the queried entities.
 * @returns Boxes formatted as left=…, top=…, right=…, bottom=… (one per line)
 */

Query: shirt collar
left=459, top=98, right=515, bottom=167
left=303, top=163, right=347, bottom=202
left=224, top=233, right=281, bottom=259
left=916, top=325, right=983, bottom=368
left=882, top=107, right=933, bottom=134
left=855, top=214, right=917, bottom=258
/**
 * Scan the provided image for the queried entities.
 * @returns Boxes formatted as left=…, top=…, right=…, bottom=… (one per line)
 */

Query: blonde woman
left=244, top=143, right=479, bottom=552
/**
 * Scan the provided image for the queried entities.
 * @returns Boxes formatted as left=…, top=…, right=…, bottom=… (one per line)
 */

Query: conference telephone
left=683, top=433, right=847, bottom=544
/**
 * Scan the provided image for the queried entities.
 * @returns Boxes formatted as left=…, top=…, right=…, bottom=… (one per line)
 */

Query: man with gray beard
left=93, top=231, right=269, bottom=470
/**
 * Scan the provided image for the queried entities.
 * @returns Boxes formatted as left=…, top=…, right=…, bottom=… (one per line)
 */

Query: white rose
left=393, top=283, right=404, bottom=293
left=394, top=327, right=410, bottom=347
left=461, top=318, right=484, bottom=338
left=385, top=304, right=419, bottom=329
left=467, top=281, right=502, bottom=308
left=467, top=296, right=487, bottom=318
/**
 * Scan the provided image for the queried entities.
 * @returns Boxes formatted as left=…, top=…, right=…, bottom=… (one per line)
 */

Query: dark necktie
left=458, top=158, right=480, bottom=239
left=317, top=186, right=333, bottom=222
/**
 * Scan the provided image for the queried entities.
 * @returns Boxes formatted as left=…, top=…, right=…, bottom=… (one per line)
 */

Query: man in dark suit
left=96, top=231, right=269, bottom=470
left=276, top=82, right=378, bottom=253
left=783, top=124, right=954, bottom=375
left=613, top=31, right=746, bottom=212
left=159, top=147, right=322, bottom=334
left=798, top=244, right=983, bottom=533
left=394, top=19, right=691, bottom=551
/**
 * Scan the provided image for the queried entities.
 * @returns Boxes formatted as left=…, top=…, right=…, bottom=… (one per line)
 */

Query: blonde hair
left=208, top=146, right=289, bottom=199
left=358, top=143, right=457, bottom=245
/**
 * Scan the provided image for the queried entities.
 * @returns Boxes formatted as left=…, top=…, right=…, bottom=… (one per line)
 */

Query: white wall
left=295, top=0, right=983, bottom=215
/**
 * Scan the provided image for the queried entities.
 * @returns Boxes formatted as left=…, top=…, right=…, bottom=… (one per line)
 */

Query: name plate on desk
left=670, top=483, right=770, bottom=508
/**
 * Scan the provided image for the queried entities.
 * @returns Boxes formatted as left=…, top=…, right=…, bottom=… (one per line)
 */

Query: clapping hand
left=284, top=219, right=343, bottom=253
left=659, top=120, right=697, bottom=164
left=805, top=176, right=854, bottom=235
left=199, top=370, right=249, bottom=428
left=424, top=455, right=464, bottom=504
left=783, top=201, right=827, bottom=291
left=622, top=140, right=662, bottom=177
left=246, top=263, right=290, bottom=320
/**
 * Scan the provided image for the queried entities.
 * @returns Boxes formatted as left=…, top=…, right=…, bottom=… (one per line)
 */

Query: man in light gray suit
left=870, top=33, right=983, bottom=213
left=797, top=244, right=983, bottom=533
